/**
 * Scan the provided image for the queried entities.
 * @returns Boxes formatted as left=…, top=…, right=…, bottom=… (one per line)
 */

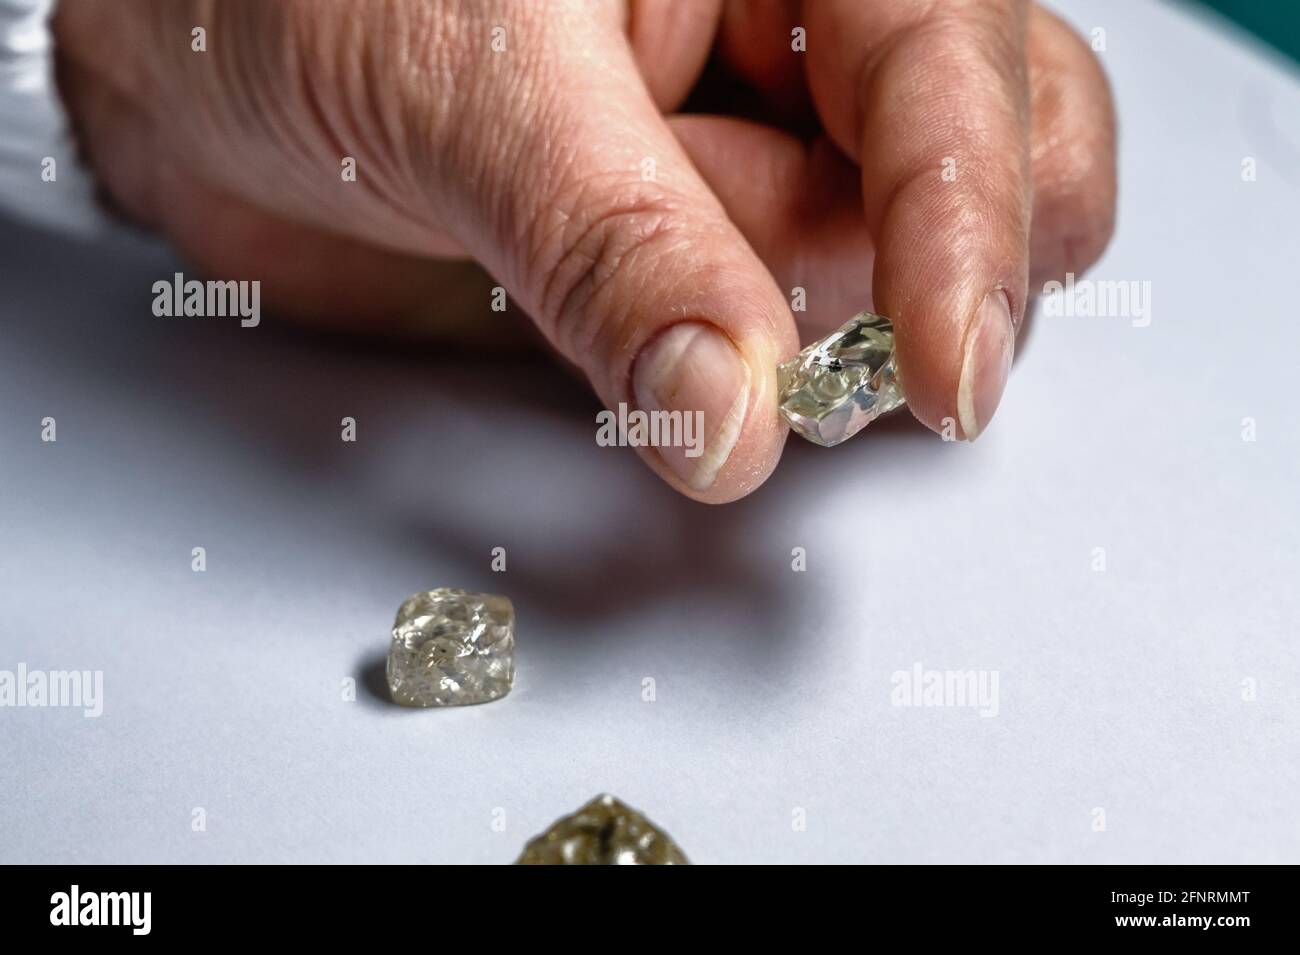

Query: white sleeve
left=0, top=0, right=109, bottom=237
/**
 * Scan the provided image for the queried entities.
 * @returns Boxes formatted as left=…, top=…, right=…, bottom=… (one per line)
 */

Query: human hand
left=54, top=0, right=1115, bottom=502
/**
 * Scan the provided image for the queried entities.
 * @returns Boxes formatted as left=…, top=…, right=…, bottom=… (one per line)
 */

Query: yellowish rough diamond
left=778, top=311, right=905, bottom=446
left=386, top=588, right=515, bottom=707
left=515, top=794, right=689, bottom=865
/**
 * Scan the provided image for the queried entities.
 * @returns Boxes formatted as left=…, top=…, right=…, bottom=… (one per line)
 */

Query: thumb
left=440, top=10, right=798, bottom=502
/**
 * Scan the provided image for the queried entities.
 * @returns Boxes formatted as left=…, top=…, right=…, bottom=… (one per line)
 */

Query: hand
left=54, top=0, right=1115, bottom=502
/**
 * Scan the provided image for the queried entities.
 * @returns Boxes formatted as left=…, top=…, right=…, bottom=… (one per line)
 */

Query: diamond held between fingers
left=777, top=311, right=906, bottom=447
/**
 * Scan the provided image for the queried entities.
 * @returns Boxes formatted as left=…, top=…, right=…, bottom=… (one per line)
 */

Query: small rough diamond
left=386, top=588, right=515, bottom=707
left=515, top=794, right=689, bottom=865
left=778, top=311, right=906, bottom=447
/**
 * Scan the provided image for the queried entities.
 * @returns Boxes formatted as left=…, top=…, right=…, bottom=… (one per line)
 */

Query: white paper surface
left=2, top=0, right=1298, bottom=863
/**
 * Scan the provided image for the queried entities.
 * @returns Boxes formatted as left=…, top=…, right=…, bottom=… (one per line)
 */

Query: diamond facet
left=778, top=311, right=906, bottom=446
left=515, top=794, right=689, bottom=865
left=386, top=588, right=515, bottom=707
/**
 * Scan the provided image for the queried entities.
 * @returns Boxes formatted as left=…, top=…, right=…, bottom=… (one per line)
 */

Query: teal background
left=1195, top=0, right=1300, bottom=64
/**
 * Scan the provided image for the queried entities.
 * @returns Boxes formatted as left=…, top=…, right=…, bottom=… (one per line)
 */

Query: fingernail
left=957, top=288, right=1015, bottom=441
left=632, top=322, right=751, bottom=491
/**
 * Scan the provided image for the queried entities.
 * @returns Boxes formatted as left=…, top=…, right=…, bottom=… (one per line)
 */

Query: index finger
left=803, top=0, right=1032, bottom=440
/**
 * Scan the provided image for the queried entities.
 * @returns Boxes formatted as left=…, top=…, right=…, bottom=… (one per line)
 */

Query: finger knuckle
left=528, top=183, right=690, bottom=359
left=1046, top=192, right=1116, bottom=277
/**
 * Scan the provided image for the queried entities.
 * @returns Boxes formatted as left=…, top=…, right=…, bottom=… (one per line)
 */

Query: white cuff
left=0, top=0, right=110, bottom=237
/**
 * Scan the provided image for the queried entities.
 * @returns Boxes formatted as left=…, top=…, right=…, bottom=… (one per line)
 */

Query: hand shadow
left=1, top=218, right=949, bottom=709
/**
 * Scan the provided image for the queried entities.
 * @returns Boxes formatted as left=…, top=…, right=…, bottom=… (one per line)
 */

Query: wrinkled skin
left=54, top=0, right=1116, bottom=502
